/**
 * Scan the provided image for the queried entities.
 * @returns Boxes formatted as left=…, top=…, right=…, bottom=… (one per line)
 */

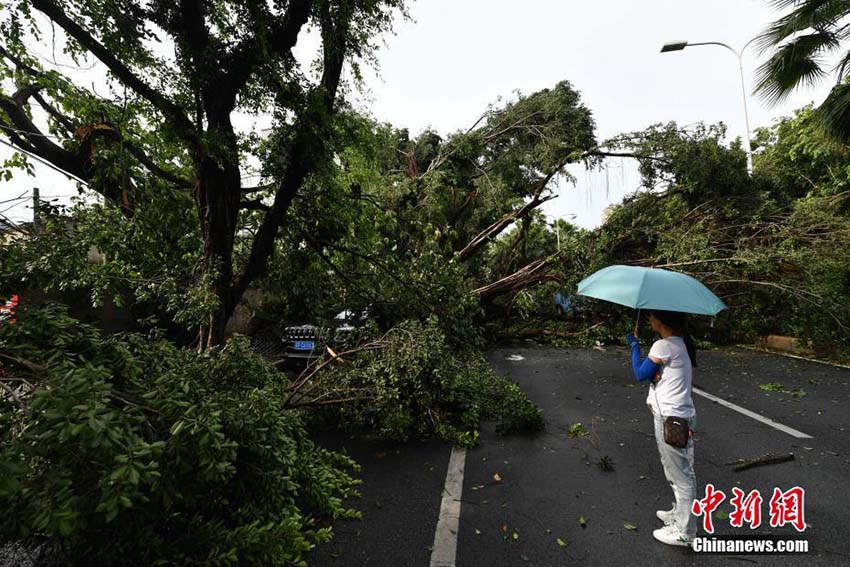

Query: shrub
left=0, top=304, right=358, bottom=566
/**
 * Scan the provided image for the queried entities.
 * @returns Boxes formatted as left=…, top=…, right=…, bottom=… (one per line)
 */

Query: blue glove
left=629, top=338, right=661, bottom=382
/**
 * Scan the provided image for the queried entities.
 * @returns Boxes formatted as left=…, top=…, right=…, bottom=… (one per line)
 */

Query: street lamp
left=660, top=38, right=757, bottom=174
left=548, top=213, right=576, bottom=252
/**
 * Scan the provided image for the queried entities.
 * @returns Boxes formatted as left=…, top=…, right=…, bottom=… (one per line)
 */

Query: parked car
left=281, top=308, right=368, bottom=364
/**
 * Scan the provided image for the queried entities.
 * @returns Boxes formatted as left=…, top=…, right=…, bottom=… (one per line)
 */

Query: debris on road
left=728, top=452, right=795, bottom=472
left=567, top=422, right=588, bottom=438
left=597, top=455, right=615, bottom=471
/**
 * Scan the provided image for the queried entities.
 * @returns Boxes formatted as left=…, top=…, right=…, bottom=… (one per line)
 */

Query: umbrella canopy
left=576, top=265, right=727, bottom=316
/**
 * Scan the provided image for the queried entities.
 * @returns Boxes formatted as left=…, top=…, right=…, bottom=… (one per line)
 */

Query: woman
left=626, top=310, right=697, bottom=547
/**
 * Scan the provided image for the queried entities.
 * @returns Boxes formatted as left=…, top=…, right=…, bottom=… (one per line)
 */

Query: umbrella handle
left=634, top=309, right=641, bottom=337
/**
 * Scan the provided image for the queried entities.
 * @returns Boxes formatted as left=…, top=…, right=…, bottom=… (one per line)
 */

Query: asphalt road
left=310, top=346, right=850, bottom=566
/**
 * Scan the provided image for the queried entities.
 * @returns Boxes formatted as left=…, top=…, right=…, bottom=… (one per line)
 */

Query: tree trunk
left=196, top=143, right=241, bottom=346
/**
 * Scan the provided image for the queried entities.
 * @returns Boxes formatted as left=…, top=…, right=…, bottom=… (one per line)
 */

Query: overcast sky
left=0, top=0, right=834, bottom=227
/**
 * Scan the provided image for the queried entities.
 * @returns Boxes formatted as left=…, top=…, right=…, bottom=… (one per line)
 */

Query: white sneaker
left=656, top=504, right=676, bottom=525
left=652, top=525, right=694, bottom=548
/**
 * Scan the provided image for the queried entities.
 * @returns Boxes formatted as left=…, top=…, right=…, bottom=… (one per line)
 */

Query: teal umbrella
left=576, top=265, right=726, bottom=316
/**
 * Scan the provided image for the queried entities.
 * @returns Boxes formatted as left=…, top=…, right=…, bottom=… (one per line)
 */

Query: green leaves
left=567, top=423, right=588, bottom=438
left=583, top=114, right=850, bottom=356
left=759, top=382, right=807, bottom=397
left=0, top=305, right=359, bottom=565
left=754, top=1, right=850, bottom=144
left=169, top=420, right=185, bottom=436
left=302, top=317, right=542, bottom=446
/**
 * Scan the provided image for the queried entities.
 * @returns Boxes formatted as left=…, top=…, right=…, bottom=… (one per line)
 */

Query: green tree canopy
left=755, top=0, right=850, bottom=142
left=0, top=0, right=405, bottom=346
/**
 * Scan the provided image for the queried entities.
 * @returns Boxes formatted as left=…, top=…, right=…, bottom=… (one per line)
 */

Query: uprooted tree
left=0, top=0, right=404, bottom=347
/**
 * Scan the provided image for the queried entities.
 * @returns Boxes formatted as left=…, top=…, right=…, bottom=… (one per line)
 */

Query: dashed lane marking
left=430, top=446, right=467, bottom=567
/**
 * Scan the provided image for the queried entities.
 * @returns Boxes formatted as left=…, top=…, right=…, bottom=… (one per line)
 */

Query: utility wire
left=0, top=123, right=66, bottom=140
left=0, top=191, right=29, bottom=205
left=0, top=137, right=89, bottom=186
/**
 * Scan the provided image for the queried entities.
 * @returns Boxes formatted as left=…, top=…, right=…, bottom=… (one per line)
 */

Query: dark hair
left=649, top=310, right=698, bottom=367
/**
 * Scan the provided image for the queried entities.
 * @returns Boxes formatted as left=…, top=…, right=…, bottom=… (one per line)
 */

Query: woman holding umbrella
left=576, top=265, right=727, bottom=549
left=628, top=310, right=698, bottom=547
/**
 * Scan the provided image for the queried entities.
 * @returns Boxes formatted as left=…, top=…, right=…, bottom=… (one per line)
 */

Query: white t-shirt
left=646, top=336, right=695, bottom=419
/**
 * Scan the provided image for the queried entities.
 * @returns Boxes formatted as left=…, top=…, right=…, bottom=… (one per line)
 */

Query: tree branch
left=582, top=149, right=671, bottom=163
left=217, top=0, right=313, bottom=114
left=30, top=90, right=77, bottom=134
left=122, top=138, right=196, bottom=189
left=30, top=0, right=197, bottom=144
left=232, top=5, right=350, bottom=300
left=473, top=257, right=560, bottom=300
left=2, top=85, right=192, bottom=198
left=458, top=194, right=555, bottom=262
left=0, top=90, right=87, bottom=179
left=318, top=0, right=351, bottom=109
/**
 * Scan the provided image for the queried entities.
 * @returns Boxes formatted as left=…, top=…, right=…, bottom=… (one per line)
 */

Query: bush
left=0, top=304, right=358, bottom=566
left=305, top=317, right=544, bottom=446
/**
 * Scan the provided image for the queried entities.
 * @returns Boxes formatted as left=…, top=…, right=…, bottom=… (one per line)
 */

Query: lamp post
left=661, top=38, right=757, bottom=174
left=548, top=213, right=576, bottom=252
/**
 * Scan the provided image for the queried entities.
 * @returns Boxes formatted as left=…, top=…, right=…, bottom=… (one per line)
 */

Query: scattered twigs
left=286, top=388, right=375, bottom=409
left=283, top=335, right=390, bottom=407
left=710, top=278, right=848, bottom=332
left=0, top=380, right=24, bottom=406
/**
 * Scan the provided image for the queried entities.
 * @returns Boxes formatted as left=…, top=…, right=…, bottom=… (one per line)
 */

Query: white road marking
left=506, top=354, right=525, bottom=361
left=693, top=387, right=813, bottom=439
left=736, top=344, right=850, bottom=370
left=430, top=446, right=467, bottom=567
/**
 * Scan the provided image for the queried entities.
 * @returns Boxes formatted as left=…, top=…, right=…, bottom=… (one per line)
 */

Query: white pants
left=652, top=409, right=697, bottom=537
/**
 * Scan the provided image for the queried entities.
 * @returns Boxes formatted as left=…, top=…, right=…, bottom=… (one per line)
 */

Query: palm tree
left=755, top=0, right=850, bottom=142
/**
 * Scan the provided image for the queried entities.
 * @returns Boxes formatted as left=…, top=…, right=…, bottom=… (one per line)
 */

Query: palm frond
left=816, top=81, right=850, bottom=142
left=757, top=0, right=850, bottom=51
left=832, top=47, right=850, bottom=80
left=754, top=32, right=837, bottom=104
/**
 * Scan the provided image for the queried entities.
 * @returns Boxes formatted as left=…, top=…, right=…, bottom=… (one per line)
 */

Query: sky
left=0, top=0, right=835, bottom=227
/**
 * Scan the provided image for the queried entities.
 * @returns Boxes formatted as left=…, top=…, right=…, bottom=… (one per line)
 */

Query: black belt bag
left=663, top=416, right=690, bottom=449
